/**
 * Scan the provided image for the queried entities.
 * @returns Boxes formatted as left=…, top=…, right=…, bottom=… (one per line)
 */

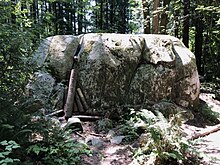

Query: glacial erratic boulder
left=29, top=33, right=200, bottom=115
left=77, top=34, right=200, bottom=109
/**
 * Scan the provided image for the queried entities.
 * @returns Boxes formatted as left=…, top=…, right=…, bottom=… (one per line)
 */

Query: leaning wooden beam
left=75, top=92, right=84, bottom=113
left=64, top=69, right=77, bottom=120
left=77, top=88, right=89, bottom=111
left=73, top=102, right=78, bottom=112
left=190, top=124, right=220, bottom=140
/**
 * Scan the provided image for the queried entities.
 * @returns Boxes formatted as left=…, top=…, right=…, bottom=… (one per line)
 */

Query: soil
left=183, top=93, right=220, bottom=165
left=71, top=92, right=220, bottom=165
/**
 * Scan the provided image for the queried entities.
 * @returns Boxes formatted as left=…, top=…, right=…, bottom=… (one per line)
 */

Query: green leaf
left=0, top=140, right=8, bottom=146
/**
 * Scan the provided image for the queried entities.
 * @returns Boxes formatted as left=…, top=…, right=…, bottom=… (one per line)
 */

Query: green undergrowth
left=0, top=116, right=91, bottom=165
left=116, top=108, right=200, bottom=165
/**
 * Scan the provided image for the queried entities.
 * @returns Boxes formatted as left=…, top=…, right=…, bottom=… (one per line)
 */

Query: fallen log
left=64, top=69, right=77, bottom=120
left=190, top=124, right=220, bottom=140
left=46, top=109, right=64, bottom=117
left=72, top=115, right=102, bottom=121
left=77, top=88, right=89, bottom=111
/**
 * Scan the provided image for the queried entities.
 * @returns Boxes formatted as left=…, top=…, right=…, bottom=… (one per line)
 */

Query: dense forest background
left=0, top=0, right=220, bottom=164
left=1, top=0, right=220, bottom=78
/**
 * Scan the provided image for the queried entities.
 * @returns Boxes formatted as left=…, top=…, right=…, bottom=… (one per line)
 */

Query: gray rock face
left=26, top=71, right=55, bottom=108
left=77, top=34, right=200, bottom=109
left=31, top=35, right=79, bottom=80
left=30, top=33, right=200, bottom=115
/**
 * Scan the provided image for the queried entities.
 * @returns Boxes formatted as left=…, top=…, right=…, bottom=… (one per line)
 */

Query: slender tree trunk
left=65, top=2, right=72, bottom=34
left=160, top=0, right=171, bottom=34
left=109, top=0, right=114, bottom=32
left=142, top=0, right=150, bottom=34
left=174, top=16, right=179, bottom=38
left=152, top=0, right=160, bottom=34
left=71, top=1, right=76, bottom=35
left=52, top=2, right=58, bottom=35
left=58, top=2, right=64, bottom=34
left=182, top=0, right=190, bottom=47
left=77, top=0, right=83, bottom=34
left=11, top=0, right=16, bottom=24
left=195, top=15, right=204, bottom=75
left=99, top=0, right=103, bottom=30
left=104, top=0, right=109, bottom=30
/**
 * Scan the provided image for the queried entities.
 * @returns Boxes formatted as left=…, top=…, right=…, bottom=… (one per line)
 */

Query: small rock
left=63, top=117, right=83, bottom=132
left=110, top=136, right=125, bottom=144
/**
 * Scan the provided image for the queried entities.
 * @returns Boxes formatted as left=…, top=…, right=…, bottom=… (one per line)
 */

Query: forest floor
left=72, top=88, right=220, bottom=165
left=183, top=92, right=220, bottom=165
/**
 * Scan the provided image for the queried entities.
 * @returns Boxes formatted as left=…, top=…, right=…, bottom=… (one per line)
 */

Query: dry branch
left=46, top=109, right=64, bottom=117
left=190, top=124, right=220, bottom=140
left=72, top=115, right=102, bottom=120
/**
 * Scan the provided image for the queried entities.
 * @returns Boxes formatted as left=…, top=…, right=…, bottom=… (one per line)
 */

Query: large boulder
left=26, top=71, right=55, bottom=111
left=77, top=34, right=200, bottom=109
left=30, top=33, right=200, bottom=115
left=31, top=35, right=79, bottom=80
left=27, top=35, right=79, bottom=113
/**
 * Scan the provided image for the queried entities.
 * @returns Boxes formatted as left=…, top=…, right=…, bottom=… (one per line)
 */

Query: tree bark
left=99, top=0, right=103, bottom=31
left=195, top=15, right=204, bottom=75
left=11, top=0, right=16, bottom=24
left=142, top=0, right=150, bottom=34
left=160, top=0, right=171, bottom=34
left=182, top=0, right=190, bottom=47
left=152, top=0, right=160, bottom=34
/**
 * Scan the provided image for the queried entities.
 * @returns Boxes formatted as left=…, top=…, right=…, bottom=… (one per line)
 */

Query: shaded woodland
left=0, top=0, right=220, bottom=164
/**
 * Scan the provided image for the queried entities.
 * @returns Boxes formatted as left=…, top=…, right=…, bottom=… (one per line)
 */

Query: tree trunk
left=152, top=0, right=160, bottom=34
left=72, top=2, right=76, bottom=35
left=160, top=0, right=171, bottom=34
left=104, top=0, right=109, bottom=30
left=52, top=2, right=58, bottom=35
left=182, top=0, right=190, bottom=48
left=11, top=0, right=16, bottom=24
left=77, top=0, right=83, bottom=34
left=142, top=0, right=150, bottom=34
left=195, top=15, right=204, bottom=75
left=109, top=0, right=114, bottom=32
left=99, top=0, right=103, bottom=31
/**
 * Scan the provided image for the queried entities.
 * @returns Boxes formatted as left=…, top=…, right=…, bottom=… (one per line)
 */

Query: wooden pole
left=64, top=69, right=77, bottom=120
left=77, top=88, right=89, bottom=111
left=75, top=92, right=84, bottom=113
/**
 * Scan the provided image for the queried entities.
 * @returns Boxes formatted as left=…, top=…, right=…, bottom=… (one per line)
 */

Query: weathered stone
left=47, top=35, right=79, bottom=80
left=30, top=37, right=53, bottom=68
left=78, top=34, right=143, bottom=108
left=31, top=33, right=200, bottom=116
left=50, top=83, right=65, bottom=111
left=152, top=101, right=194, bottom=122
left=77, top=33, right=200, bottom=110
left=63, top=117, right=83, bottom=131
left=31, top=35, right=79, bottom=80
left=26, top=71, right=55, bottom=108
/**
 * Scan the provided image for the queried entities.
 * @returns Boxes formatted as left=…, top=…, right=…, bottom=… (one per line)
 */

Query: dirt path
left=183, top=93, right=220, bottom=165
left=73, top=92, right=220, bottom=165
